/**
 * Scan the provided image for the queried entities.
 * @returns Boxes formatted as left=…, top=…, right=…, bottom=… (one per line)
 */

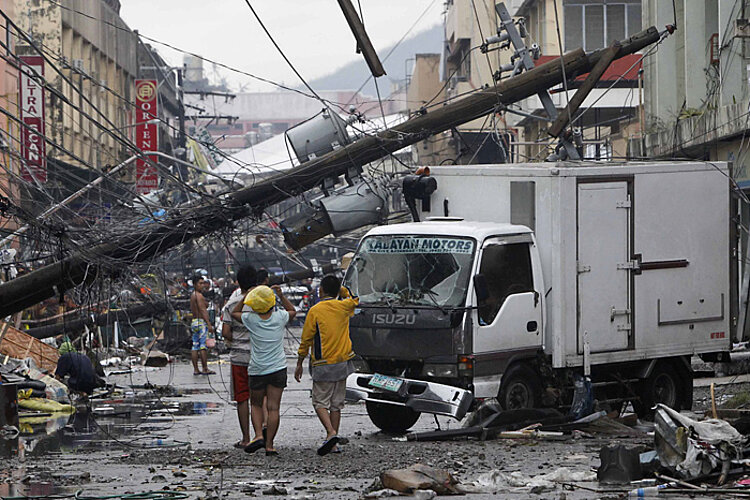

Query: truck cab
left=344, top=219, right=546, bottom=431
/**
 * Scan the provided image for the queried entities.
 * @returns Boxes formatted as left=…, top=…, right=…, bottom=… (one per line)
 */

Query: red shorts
left=231, top=364, right=250, bottom=403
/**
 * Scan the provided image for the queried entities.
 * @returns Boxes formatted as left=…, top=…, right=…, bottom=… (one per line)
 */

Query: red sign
left=134, top=79, right=159, bottom=194
left=19, top=55, right=46, bottom=183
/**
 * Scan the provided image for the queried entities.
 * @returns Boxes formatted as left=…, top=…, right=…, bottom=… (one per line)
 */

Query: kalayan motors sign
left=19, top=55, right=46, bottom=183
left=134, top=79, right=159, bottom=194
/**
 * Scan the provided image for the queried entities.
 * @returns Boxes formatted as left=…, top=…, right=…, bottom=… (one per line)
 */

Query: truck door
left=577, top=181, right=632, bottom=352
left=474, top=235, right=543, bottom=355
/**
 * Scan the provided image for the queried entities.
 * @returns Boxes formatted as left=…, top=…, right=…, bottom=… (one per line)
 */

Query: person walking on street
left=190, top=275, right=215, bottom=375
left=295, top=275, right=359, bottom=456
left=232, top=285, right=296, bottom=456
left=221, top=265, right=257, bottom=449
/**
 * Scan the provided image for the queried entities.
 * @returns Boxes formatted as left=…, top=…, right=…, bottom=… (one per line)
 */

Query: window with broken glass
left=477, top=242, right=534, bottom=325
left=344, top=235, right=476, bottom=308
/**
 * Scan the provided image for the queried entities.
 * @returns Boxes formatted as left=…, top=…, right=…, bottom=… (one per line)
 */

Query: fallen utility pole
left=0, top=26, right=664, bottom=318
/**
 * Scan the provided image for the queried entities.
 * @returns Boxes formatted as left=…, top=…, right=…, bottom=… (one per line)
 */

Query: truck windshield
left=344, top=235, right=476, bottom=308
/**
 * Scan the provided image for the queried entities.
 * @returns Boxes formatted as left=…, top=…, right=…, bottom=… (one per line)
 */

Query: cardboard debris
left=380, top=464, right=459, bottom=495
left=0, top=322, right=59, bottom=373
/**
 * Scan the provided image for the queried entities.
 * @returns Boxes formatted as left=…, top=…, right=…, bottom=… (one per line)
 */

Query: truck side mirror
left=473, top=274, right=489, bottom=303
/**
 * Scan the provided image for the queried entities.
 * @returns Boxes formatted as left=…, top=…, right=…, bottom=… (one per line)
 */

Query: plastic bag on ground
left=463, top=467, right=596, bottom=493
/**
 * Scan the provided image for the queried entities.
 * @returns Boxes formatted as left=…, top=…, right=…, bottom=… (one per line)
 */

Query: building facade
left=0, top=0, right=19, bottom=243
left=642, top=0, right=750, bottom=180
left=513, top=0, right=644, bottom=161
left=13, top=0, right=138, bottom=169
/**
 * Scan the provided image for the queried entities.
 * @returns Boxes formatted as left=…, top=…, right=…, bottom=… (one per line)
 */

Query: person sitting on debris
left=295, top=275, right=359, bottom=456
left=232, top=285, right=296, bottom=456
left=55, top=342, right=104, bottom=395
left=190, top=274, right=215, bottom=375
left=221, top=265, right=260, bottom=449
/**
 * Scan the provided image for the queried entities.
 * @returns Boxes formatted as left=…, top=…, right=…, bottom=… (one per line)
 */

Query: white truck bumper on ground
left=345, top=373, right=474, bottom=420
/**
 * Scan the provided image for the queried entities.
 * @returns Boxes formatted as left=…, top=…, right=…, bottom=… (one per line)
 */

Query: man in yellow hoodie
left=295, top=274, right=358, bottom=456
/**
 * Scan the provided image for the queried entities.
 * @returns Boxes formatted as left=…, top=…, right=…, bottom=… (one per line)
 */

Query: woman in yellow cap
left=232, top=284, right=296, bottom=456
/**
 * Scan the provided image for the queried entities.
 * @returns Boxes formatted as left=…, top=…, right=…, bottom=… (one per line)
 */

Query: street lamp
left=94, top=118, right=160, bottom=168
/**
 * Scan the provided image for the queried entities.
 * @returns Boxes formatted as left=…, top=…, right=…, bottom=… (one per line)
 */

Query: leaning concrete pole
left=0, top=27, right=663, bottom=318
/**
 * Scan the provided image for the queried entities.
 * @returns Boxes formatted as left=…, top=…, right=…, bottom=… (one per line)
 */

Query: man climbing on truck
left=295, top=275, right=359, bottom=456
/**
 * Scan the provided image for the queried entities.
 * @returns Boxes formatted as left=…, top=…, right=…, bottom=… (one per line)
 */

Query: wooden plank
left=0, top=322, right=59, bottom=373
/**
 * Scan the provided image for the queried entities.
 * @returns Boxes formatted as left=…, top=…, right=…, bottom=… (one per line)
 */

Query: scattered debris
left=380, top=465, right=459, bottom=495
left=654, top=403, right=744, bottom=481
left=463, top=467, right=596, bottom=493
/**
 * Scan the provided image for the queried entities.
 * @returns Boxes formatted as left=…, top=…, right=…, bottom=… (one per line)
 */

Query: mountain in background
left=307, top=23, right=443, bottom=97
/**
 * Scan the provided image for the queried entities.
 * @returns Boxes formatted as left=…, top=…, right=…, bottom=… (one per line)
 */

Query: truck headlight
left=422, top=364, right=458, bottom=378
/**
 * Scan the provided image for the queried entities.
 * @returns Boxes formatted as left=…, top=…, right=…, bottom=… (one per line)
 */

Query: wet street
left=1, top=351, right=661, bottom=500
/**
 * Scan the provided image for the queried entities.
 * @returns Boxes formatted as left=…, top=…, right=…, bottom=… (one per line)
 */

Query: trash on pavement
left=380, top=464, right=459, bottom=495
left=569, top=373, right=594, bottom=420
left=463, top=467, right=596, bottom=493
left=141, top=349, right=169, bottom=367
left=597, top=444, right=645, bottom=484
left=654, top=403, right=745, bottom=480
left=363, top=489, right=404, bottom=498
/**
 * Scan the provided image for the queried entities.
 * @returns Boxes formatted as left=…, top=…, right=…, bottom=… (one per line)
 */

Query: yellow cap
left=244, top=285, right=276, bottom=313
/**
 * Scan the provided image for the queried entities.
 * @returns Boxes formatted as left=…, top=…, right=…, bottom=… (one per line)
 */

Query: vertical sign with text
left=19, top=55, right=46, bottom=183
left=135, top=79, right=158, bottom=194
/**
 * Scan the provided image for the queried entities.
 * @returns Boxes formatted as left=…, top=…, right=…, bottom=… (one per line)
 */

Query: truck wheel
left=634, top=362, right=682, bottom=418
left=365, top=401, right=421, bottom=433
left=498, top=364, right=542, bottom=410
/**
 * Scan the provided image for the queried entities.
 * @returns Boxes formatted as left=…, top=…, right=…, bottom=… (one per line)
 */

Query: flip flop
left=193, top=372, right=202, bottom=376
left=233, top=441, right=249, bottom=449
left=244, top=438, right=265, bottom=454
left=317, top=436, right=339, bottom=456
left=202, top=370, right=217, bottom=375
left=265, top=449, right=279, bottom=456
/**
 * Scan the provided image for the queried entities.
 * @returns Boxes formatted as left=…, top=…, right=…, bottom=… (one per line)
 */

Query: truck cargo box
left=417, top=161, right=736, bottom=369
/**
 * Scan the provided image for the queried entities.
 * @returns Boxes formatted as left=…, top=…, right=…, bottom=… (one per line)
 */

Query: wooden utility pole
left=0, top=27, right=663, bottom=318
left=337, top=0, right=386, bottom=77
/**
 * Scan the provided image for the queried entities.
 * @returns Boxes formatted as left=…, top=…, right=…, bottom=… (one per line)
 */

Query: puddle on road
left=3, top=393, right=223, bottom=459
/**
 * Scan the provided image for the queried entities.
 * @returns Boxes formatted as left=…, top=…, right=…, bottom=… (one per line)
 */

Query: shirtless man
left=190, top=275, right=215, bottom=375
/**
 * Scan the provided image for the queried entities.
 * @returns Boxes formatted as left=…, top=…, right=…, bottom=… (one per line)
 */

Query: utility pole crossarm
left=0, top=27, right=664, bottom=318
left=547, top=41, right=621, bottom=139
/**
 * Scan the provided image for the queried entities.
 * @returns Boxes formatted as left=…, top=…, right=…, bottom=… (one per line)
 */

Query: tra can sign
left=135, top=79, right=158, bottom=194
left=19, top=55, right=46, bottom=183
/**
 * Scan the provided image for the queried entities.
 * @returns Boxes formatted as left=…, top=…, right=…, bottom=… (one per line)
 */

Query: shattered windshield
left=344, top=235, right=476, bottom=308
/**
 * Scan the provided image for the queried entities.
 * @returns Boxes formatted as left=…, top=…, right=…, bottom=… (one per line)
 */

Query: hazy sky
left=119, top=1, right=444, bottom=92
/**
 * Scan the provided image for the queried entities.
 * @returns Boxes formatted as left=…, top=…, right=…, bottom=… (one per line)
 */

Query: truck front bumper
left=345, top=373, right=474, bottom=420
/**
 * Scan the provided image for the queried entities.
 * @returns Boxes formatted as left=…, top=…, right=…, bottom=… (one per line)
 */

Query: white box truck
left=344, top=161, right=737, bottom=432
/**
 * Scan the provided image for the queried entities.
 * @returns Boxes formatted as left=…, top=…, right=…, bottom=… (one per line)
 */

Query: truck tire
left=498, top=364, right=542, bottom=410
left=366, top=401, right=421, bottom=433
left=634, top=362, right=683, bottom=418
